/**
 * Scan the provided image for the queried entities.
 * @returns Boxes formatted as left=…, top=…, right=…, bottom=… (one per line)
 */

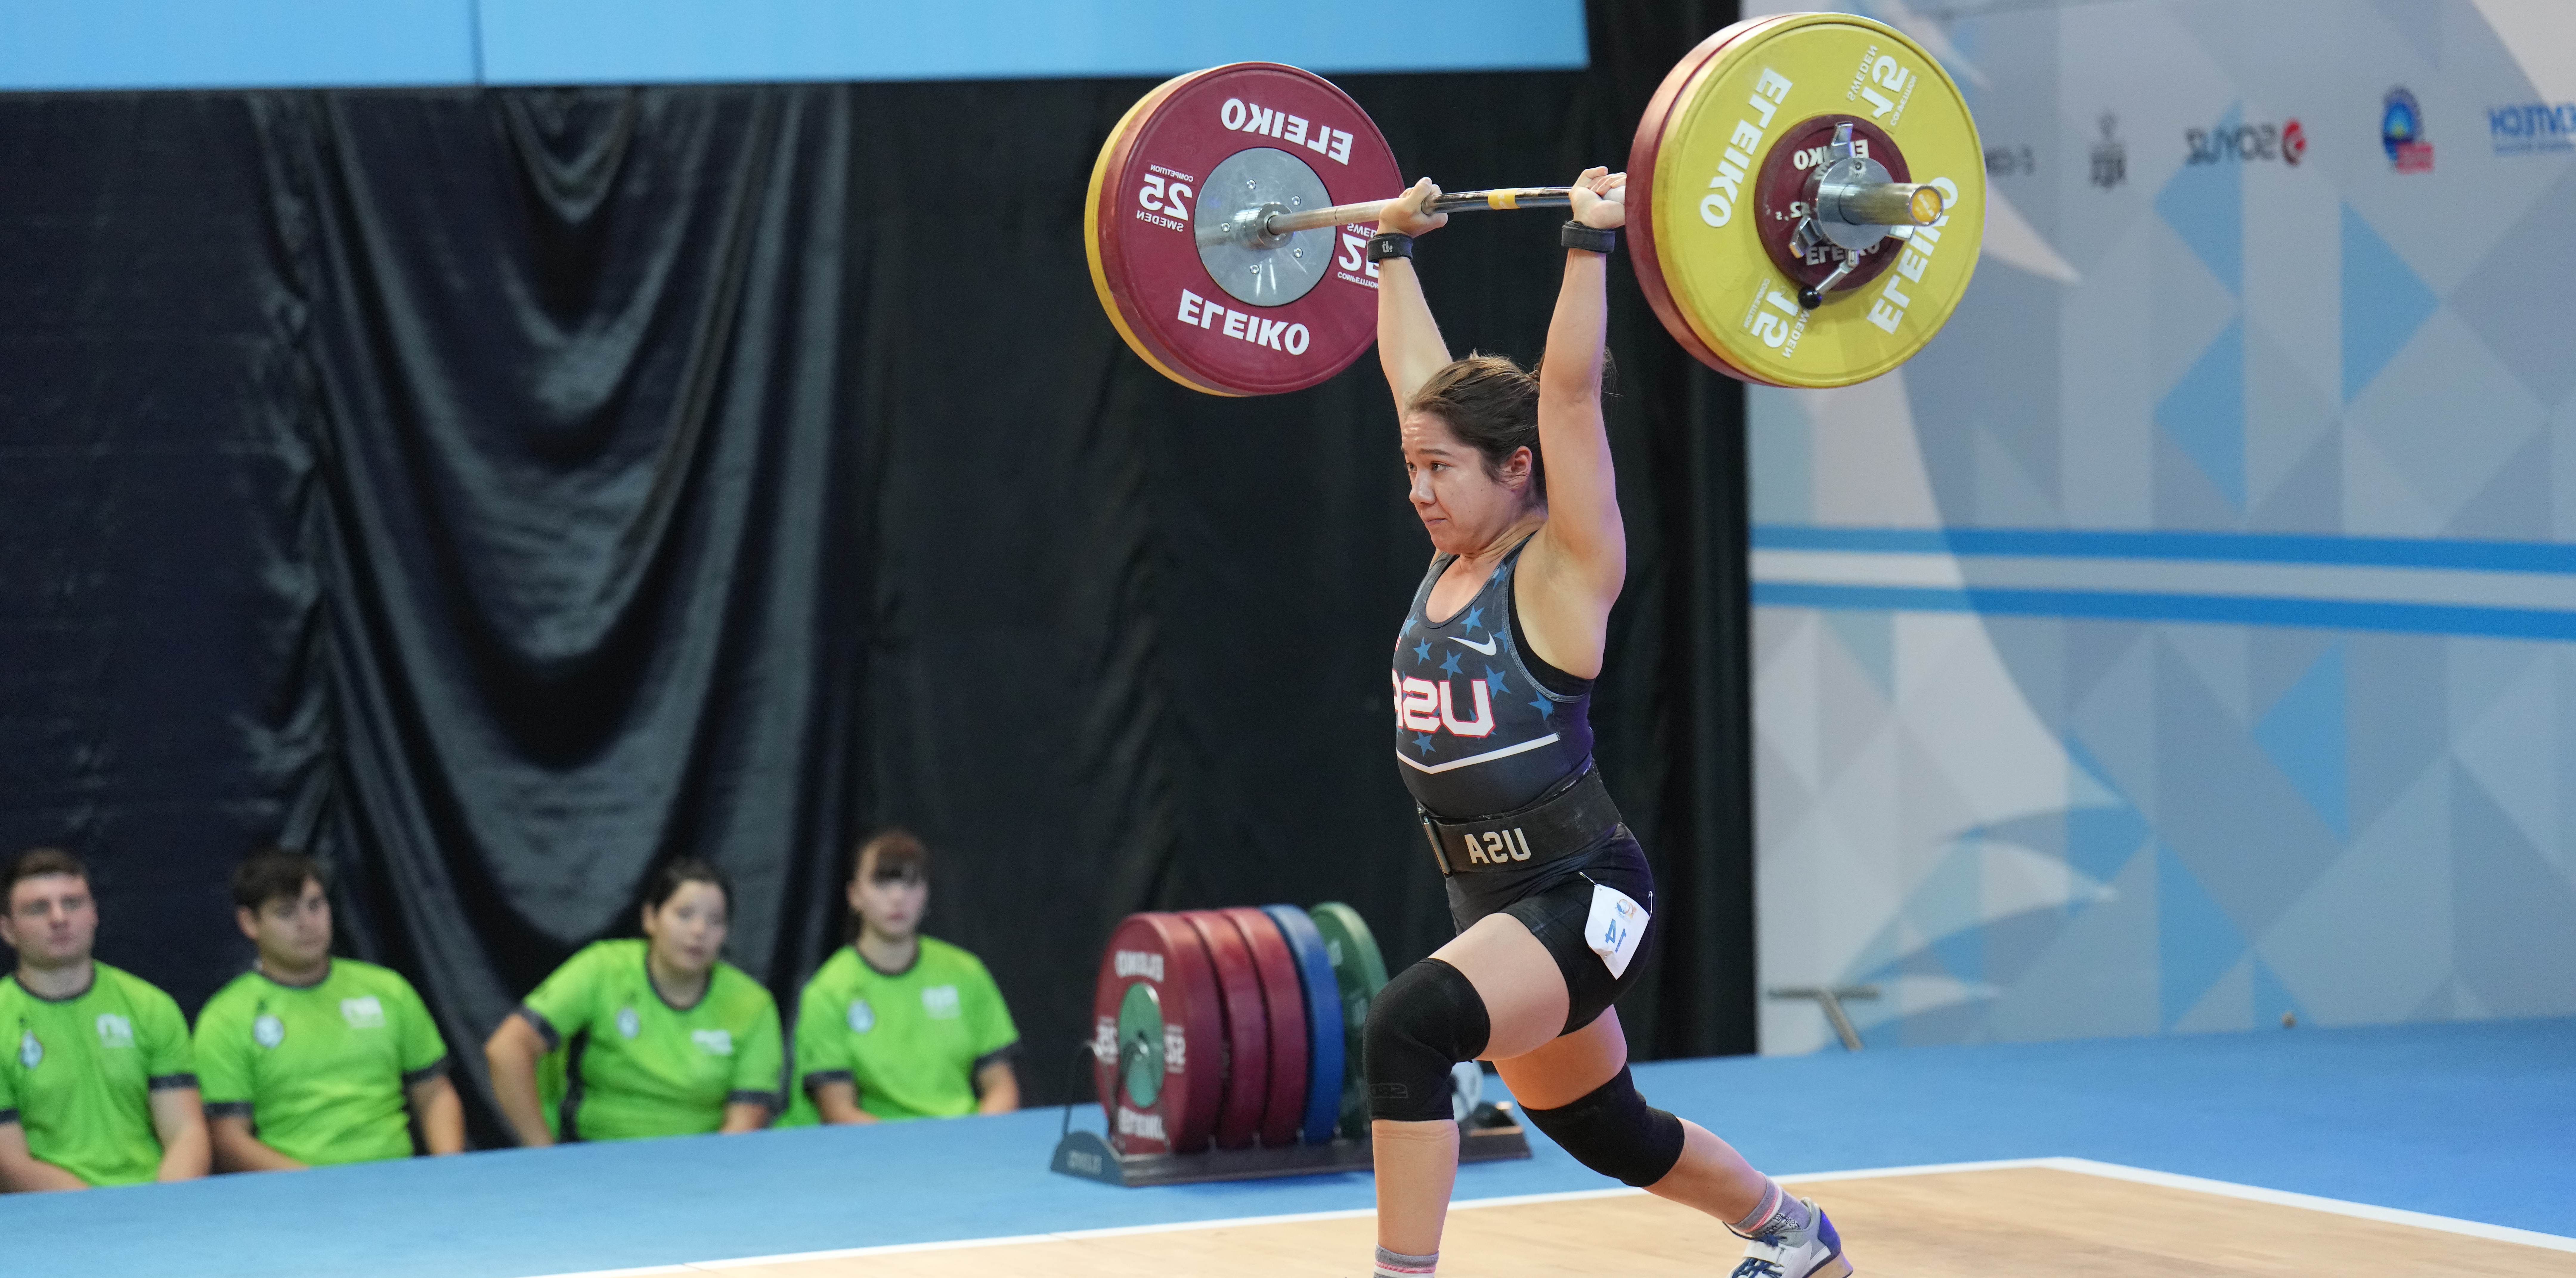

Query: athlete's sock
left=1728, top=1177, right=1814, bottom=1240
left=1373, top=1244, right=1439, bottom=1277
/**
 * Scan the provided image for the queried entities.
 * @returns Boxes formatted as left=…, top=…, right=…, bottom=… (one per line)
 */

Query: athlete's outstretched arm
left=1529, top=167, right=1629, bottom=606
left=1376, top=178, right=1453, bottom=409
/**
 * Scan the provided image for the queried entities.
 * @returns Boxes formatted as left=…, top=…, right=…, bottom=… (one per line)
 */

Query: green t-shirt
left=193, top=959, right=448, bottom=1166
left=780, top=938, right=1018, bottom=1124
left=518, top=939, right=782, bottom=1142
left=0, top=962, right=196, bottom=1186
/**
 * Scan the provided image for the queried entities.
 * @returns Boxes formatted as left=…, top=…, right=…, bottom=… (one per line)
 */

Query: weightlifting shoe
left=1728, top=1199, right=1849, bottom=1278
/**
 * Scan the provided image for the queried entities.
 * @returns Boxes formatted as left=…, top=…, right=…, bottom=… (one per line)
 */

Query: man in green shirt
left=0, top=847, right=207, bottom=1190
left=783, top=830, right=1018, bottom=1125
left=195, top=848, right=463, bottom=1169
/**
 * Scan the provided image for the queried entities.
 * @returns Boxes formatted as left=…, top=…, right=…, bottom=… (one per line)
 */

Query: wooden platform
left=608, top=1162, right=2570, bottom=1277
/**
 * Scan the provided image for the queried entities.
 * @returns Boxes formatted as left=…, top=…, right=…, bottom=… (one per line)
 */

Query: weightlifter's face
left=1401, top=413, right=1532, bottom=553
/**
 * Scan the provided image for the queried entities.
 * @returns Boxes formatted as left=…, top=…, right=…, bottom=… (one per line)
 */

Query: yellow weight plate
left=1644, top=13, right=1983, bottom=388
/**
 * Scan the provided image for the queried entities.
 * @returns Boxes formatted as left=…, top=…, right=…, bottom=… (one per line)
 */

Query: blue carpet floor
left=11, top=1016, right=2569, bottom=1278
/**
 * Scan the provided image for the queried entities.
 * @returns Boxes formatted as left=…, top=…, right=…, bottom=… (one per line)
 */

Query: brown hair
left=1406, top=354, right=1544, bottom=500
left=7, top=848, right=87, bottom=894
left=644, top=858, right=732, bottom=913
left=852, top=828, right=927, bottom=885
left=232, top=847, right=325, bottom=912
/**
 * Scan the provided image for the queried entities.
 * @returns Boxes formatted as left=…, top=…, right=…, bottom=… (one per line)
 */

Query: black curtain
left=0, top=1, right=1747, bottom=1142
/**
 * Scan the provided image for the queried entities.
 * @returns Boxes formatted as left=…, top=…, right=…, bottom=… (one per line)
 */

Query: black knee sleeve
left=1519, top=1066, right=1685, bottom=1187
left=1363, top=959, right=1490, bottom=1122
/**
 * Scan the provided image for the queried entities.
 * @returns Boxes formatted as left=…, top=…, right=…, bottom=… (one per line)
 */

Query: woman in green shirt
left=483, top=860, right=782, bottom=1144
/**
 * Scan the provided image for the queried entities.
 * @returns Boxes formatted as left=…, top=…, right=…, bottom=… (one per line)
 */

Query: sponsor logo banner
left=2383, top=87, right=2433, bottom=171
left=2187, top=117, right=2304, bottom=165
left=2489, top=101, right=2576, bottom=156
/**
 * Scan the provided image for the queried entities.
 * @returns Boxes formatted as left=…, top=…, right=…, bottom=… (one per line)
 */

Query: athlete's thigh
left=1430, top=912, right=1569, bottom=1062
left=1492, top=1006, right=1628, bottom=1109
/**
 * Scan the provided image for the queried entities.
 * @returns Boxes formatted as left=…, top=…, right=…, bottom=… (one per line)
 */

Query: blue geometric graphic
left=2250, top=956, right=2308, bottom=1027
left=2252, top=640, right=2347, bottom=838
left=2340, top=202, right=2438, bottom=402
left=2158, top=846, right=2246, bottom=1029
left=2156, top=104, right=2243, bottom=294
left=2154, top=317, right=2247, bottom=508
left=1748, top=0, right=2576, bottom=1057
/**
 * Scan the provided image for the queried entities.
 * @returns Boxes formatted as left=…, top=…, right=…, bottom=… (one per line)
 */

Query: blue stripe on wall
left=1750, top=525, right=2576, bottom=575
left=1752, top=581, right=2576, bottom=641
left=0, top=0, right=1587, bottom=90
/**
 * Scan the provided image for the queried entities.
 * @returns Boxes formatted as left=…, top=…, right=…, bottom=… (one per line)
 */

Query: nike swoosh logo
left=1447, top=634, right=1498, bottom=657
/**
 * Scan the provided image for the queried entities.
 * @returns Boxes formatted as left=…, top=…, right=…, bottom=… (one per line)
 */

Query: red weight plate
left=1090, top=62, right=1404, bottom=396
left=1753, top=115, right=1911, bottom=296
left=1090, top=912, right=1225, bottom=1155
left=1181, top=909, right=1270, bottom=1150
left=1628, top=15, right=1797, bottom=386
left=1221, top=905, right=1308, bottom=1147
left=1086, top=72, right=1201, bottom=387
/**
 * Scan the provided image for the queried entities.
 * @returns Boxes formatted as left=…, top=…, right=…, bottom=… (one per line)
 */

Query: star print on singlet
left=1390, top=539, right=1595, bottom=819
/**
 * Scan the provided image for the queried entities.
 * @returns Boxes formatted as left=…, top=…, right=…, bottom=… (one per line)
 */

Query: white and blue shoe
left=1730, top=1199, right=1850, bottom=1278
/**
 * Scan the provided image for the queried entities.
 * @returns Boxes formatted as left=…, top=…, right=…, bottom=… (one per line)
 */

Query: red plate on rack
left=1090, top=912, right=1224, bottom=1155
left=1181, top=909, right=1271, bottom=1150
left=1221, top=905, right=1309, bottom=1147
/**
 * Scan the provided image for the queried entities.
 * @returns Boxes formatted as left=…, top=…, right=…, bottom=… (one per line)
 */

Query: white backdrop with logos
left=1746, top=0, right=2576, bottom=1053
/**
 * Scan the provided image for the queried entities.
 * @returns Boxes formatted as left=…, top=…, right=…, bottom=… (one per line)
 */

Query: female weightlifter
left=1360, top=167, right=1850, bottom=1278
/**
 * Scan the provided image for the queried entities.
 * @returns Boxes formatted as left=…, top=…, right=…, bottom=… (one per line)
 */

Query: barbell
left=1083, top=11, right=1986, bottom=394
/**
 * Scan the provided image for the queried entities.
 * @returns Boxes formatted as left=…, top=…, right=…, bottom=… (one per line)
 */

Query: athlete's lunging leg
left=1358, top=169, right=1849, bottom=1278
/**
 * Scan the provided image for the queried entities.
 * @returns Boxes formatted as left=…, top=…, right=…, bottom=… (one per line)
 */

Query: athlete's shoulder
left=332, top=957, right=415, bottom=992
left=708, top=961, right=778, bottom=1011
left=803, top=945, right=862, bottom=992
left=92, top=961, right=181, bottom=1011
left=195, top=970, right=268, bottom=1018
left=917, top=936, right=992, bottom=978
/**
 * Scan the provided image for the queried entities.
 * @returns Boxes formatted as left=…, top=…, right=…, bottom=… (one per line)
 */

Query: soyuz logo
left=2186, top=117, right=2303, bottom=165
left=2382, top=88, right=2432, bottom=172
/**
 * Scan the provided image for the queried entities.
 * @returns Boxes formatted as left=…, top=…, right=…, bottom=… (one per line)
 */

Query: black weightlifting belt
left=1417, top=763, right=1623, bottom=875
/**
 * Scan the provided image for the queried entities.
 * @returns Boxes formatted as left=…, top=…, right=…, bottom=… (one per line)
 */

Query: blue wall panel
left=1749, top=0, right=2576, bottom=1054
left=0, top=0, right=477, bottom=90
left=0, top=0, right=1586, bottom=90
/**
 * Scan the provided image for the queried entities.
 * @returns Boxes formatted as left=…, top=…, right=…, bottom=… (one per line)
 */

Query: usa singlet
left=1391, top=538, right=1595, bottom=819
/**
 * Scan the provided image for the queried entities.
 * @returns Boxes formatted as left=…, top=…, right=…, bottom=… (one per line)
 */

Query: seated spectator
left=194, top=848, right=462, bottom=1169
left=0, top=848, right=207, bottom=1190
left=781, top=829, right=1018, bottom=1126
left=484, top=859, right=781, bottom=1144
